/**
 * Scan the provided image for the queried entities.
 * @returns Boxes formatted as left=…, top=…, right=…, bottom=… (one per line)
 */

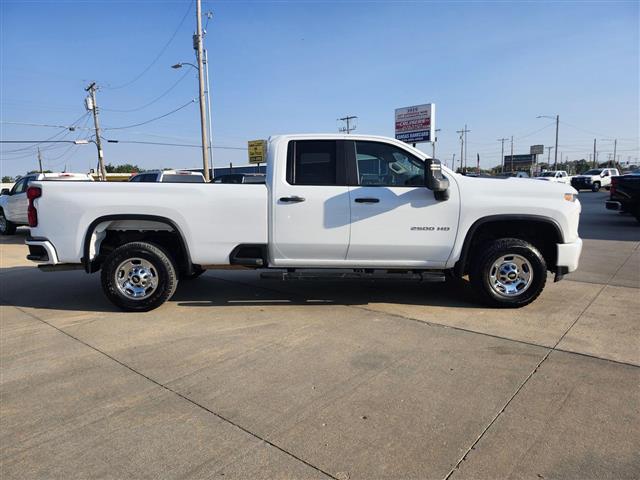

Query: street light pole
left=194, top=0, right=210, bottom=182
left=204, top=49, right=214, bottom=174
left=553, top=114, right=559, bottom=169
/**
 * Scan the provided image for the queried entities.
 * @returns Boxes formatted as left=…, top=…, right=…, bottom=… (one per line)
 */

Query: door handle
left=279, top=196, right=306, bottom=203
left=354, top=197, right=380, bottom=203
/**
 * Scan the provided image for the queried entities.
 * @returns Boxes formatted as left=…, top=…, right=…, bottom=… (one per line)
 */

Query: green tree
left=105, top=163, right=143, bottom=173
left=2, top=176, right=14, bottom=183
left=27, top=170, right=53, bottom=174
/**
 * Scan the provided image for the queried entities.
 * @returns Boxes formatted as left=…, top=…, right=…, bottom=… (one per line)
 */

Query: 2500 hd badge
left=411, top=226, right=451, bottom=231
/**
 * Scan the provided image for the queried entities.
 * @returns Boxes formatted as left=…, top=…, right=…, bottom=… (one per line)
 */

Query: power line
left=112, top=140, right=247, bottom=150
left=103, top=99, right=197, bottom=130
left=101, top=69, right=193, bottom=113
left=104, top=0, right=194, bottom=90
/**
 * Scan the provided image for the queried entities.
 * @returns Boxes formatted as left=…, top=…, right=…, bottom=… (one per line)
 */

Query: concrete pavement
left=1, top=190, right=638, bottom=479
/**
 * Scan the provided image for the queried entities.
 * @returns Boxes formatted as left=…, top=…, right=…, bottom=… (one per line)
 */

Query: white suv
left=129, top=170, right=205, bottom=183
left=0, top=172, right=93, bottom=235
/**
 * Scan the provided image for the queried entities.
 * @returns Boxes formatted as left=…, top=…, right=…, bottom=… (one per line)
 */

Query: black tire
left=591, top=181, right=601, bottom=192
left=470, top=238, right=547, bottom=308
left=0, top=209, right=16, bottom=235
left=101, top=241, right=178, bottom=312
left=181, top=266, right=206, bottom=280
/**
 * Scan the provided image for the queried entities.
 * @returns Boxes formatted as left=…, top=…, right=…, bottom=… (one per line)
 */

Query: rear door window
left=287, top=140, right=341, bottom=185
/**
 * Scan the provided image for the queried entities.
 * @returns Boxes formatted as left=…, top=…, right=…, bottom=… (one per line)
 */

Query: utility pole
left=545, top=146, right=553, bottom=166
left=338, top=115, right=357, bottom=134
left=497, top=138, right=508, bottom=172
left=194, top=0, right=211, bottom=182
left=452, top=153, right=455, bottom=170
left=612, top=139, right=617, bottom=168
left=85, top=82, right=106, bottom=181
left=37, top=147, right=43, bottom=173
left=593, top=138, right=597, bottom=168
left=456, top=125, right=470, bottom=172
left=553, top=114, right=559, bottom=169
left=510, top=136, right=514, bottom=172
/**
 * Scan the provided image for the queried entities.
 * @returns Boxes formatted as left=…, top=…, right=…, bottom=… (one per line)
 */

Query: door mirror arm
left=425, top=159, right=450, bottom=201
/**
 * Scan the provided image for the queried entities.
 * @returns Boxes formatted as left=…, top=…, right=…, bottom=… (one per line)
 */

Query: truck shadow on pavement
left=173, top=273, right=480, bottom=309
left=0, top=267, right=480, bottom=312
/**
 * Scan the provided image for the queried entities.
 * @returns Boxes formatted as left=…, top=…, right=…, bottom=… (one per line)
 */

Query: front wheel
left=0, top=209, right=16, bottom=235
left=591, top=181, right=601, bottom=192
left=470, top=238, right=547, bottom=308
left=101, top=241, right=178, bottom=311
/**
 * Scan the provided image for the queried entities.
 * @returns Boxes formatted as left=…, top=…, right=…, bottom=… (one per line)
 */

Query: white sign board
left=395, top=103, right=435, bottom=144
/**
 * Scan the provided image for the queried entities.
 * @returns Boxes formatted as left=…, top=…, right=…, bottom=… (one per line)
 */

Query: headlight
left=585, top=178, right=592, bottom=183
left=564, top=193, right=577, bottom=202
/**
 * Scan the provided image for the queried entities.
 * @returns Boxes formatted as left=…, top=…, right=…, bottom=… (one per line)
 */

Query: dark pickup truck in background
left=606, top=172, right=640, bottom=222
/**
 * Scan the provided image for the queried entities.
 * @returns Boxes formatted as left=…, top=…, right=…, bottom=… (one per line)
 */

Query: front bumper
left=556, top=238, right=583, bottom=273
left=571, top=179, right=592, bottom=190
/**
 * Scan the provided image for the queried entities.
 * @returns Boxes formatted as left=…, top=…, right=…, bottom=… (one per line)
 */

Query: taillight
left=27, top=186, right=42, bottom=227
left=610, top=177, right=618, bottom=196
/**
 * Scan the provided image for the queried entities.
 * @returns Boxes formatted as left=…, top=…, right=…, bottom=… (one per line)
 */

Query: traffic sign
left=248, top=140, right=267, bottom=164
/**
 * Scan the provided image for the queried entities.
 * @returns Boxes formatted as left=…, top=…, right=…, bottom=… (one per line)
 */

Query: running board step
left=260, top=270, right=446, bottom=282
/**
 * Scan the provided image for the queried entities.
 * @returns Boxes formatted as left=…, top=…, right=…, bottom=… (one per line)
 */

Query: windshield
left=539, top=172, right=556, bottom=177
left=583, top=169, right=603, bottom=175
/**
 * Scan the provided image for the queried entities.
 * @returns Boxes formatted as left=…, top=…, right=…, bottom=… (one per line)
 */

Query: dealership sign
left=395, top=103, right=435, bottom=144
left=530, top=144, right=544, bottom=155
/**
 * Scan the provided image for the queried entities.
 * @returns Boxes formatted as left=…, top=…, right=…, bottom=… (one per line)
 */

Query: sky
left=1, top=0, right=638, bottom=178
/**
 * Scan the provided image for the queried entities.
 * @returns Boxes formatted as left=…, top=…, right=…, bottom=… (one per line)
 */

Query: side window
left=130, top=175, right=141, bottom=182
left=287, top=140, right=338, bottom=185
left=12, top=178, right=27, bottom=194
left=141, top=174, right=157, bottom=182
left=354, top=141, right=424, bottom=187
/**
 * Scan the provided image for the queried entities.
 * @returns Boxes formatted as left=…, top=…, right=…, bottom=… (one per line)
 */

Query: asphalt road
left=1, top=190, right=638, bottom=479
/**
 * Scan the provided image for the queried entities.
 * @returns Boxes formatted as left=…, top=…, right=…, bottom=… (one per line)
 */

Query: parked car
left=212, top=173, right=266, bottom=184
left=605, top=171, right=640, bottom=222
left=535, top=170, right=571, bottom=184
left=25, top=134, right=582, bottom=311
left=571, top=168, right=619, bottom=192
left=129, top=170, right=205, bottom=183
left=0, top=172, right=93, bottom=235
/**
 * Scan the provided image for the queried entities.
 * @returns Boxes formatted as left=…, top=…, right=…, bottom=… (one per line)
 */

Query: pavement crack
left=3, top=302, right=337, bottom=480
left=442, top=282, right=608, bottom=480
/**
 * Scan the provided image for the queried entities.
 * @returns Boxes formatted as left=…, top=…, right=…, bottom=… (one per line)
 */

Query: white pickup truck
left=535, top=170, right=571, bottom=184
left=25, top=134, right=583, bottom=311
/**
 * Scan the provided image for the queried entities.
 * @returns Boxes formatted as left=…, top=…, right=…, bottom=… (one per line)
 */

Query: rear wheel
left=470, top=238, right=547, bottom=308
left=591, top=181, right=601, bottom=192
left=101, top=241, right=178, bottom=311
left=0, top=209, right=16, bottom=235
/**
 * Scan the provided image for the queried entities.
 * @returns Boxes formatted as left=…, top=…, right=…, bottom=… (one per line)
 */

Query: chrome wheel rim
left=114, top=258, right=159, bottom=300
left=488, top=254, right=533, bottom=297
left=0, top=213, right=6, bottom=232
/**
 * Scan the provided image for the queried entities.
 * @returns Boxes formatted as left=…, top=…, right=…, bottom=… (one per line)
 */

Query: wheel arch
left=454, top=214, right=564, bottom=276
left=82, top=214, right=193, bottom=274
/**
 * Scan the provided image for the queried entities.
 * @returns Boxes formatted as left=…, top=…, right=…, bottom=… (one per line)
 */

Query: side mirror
left=0, top=188, right=10, bottom=196
left=425, top=159, right=450, bottom=201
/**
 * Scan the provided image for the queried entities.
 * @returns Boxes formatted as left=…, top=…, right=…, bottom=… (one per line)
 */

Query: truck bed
left=29, top=181, right=268, bottom=265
